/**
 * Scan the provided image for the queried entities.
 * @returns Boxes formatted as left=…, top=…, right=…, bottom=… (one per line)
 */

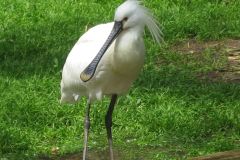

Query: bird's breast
left=111, top=32, right=145, bottom=77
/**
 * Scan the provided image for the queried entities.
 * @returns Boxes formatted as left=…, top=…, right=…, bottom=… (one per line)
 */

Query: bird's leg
left=105, top=94, right=118, bottom=160
left=83, top=99, right=91, bottom=160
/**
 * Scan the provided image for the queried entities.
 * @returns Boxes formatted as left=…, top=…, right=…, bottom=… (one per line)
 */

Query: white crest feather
left=140, top=5, right=163, bottom=44
left=126, top=0, right=163, bottom=44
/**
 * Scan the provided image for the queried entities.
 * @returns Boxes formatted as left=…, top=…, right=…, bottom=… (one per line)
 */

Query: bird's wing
left=61, top=22, right=114, bottom=102
left=62, top=22, right=114, bottom=83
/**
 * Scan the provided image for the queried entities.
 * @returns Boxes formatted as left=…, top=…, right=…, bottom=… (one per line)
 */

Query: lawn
left=0, top=0, right=240, bottom=159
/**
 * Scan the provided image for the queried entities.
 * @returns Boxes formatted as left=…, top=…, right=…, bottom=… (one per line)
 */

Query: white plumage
left=61, top=0, right=161, bottom=103
left=61, top=22, right=144, bottom=102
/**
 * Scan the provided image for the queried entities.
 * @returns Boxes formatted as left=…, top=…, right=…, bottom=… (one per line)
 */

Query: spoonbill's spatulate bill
left=60, top=0, right=162, bottom=159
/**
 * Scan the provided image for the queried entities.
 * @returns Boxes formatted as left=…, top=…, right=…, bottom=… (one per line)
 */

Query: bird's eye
left=123, top=17, right=128, bottom=21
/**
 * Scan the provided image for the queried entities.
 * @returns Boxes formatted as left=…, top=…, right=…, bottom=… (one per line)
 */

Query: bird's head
left=114, top=0, right=144, bottom=30
left=114, top=0, right=162, bottom=43
left=80, top=0, right=162, bottom=82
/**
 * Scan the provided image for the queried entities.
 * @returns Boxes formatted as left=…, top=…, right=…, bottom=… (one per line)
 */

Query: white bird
left=60, top=0, right=162, bottom=159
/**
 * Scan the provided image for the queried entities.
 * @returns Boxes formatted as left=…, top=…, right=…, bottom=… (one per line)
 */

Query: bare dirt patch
left=172, top=39, right=240, bottom=82
left=190, top=150, right=240, bottom=160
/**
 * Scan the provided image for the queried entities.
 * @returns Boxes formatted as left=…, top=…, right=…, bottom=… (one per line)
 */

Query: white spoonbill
left=60, top=0, right=162, bottom=159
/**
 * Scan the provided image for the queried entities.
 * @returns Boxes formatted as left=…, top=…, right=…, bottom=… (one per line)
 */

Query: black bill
left=80, top=21, right=123, bottom=82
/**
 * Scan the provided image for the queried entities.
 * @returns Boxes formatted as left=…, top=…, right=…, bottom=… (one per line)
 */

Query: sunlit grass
left=0, top=0, right=240, bottom=159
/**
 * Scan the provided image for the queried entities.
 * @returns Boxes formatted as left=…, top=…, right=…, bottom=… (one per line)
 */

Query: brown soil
left=172, top=39, right=240, bottom=83
left=190, top=150, right=240, bottom=160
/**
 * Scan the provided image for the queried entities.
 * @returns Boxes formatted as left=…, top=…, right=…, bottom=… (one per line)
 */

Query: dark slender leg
left=83, top=99, right=91, bottom=160
left=105, top=94, right=118, bottom=160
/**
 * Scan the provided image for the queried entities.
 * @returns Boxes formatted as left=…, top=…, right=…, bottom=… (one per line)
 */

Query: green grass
left=1, top=0, right=240, bottom=159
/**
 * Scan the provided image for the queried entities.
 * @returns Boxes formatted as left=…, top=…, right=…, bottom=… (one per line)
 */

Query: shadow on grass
left=0, top=53, right=66, bottom=78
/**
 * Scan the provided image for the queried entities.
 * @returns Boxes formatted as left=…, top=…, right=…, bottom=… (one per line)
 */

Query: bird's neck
left=110, top=27, right=145, bottom=76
